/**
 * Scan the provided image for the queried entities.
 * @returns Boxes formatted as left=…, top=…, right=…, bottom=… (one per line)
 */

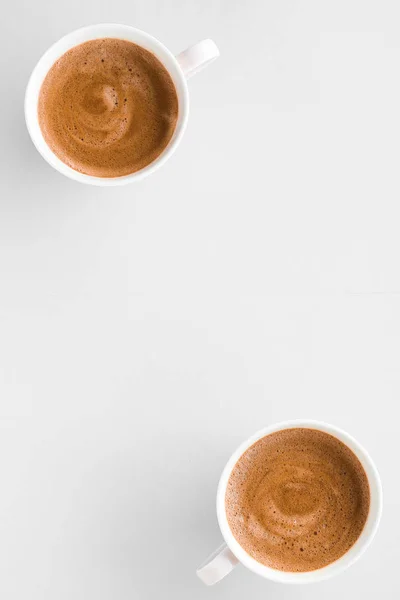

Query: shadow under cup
left=199, top=420, right=382, bottom=585
left=25, top=24, right=190, bottom=186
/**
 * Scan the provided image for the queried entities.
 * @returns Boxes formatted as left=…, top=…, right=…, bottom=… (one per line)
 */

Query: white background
left=0, top=1, right=399, bottom=598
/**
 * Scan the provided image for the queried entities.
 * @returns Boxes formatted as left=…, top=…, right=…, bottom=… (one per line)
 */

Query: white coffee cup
left=25, top=24, right=219, bottom=186
left=197, top=420, right=382, bottom=586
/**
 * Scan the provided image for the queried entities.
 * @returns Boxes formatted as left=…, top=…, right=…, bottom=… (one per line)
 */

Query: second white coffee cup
left=25, top=24, right=219, bottom=185
left=197, top=420, right=382, bottom=585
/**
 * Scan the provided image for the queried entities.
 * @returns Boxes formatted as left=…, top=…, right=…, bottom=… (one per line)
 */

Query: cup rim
left=216, top=419, right=383, bottom=584
left=24, top=23, right=190, bottom=186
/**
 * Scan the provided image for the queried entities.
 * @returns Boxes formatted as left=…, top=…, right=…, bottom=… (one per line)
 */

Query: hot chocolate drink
left=225, top=428, right=370, bottom=572
left=38, top=38, right=179, bottom=177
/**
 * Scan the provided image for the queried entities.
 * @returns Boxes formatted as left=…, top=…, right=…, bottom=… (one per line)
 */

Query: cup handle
left=196, top=542, right=239, bottom=585
left=176, top=39, right=219, bottom=79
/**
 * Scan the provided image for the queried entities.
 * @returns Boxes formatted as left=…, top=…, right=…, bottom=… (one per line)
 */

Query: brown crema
left=38, top=39, right=179, bottom=177
left=225, top=428, right=370, bottom=572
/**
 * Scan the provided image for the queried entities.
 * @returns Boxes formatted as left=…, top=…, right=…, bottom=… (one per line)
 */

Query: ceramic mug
left=197, top=420, right=382, bottom=585
left=25, top=24, right=219, bottom=186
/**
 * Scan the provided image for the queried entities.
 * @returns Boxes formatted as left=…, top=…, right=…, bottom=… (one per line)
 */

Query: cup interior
left=217, top=420, right=382, bottom=584
left=25, top=24, right=189, bottom=185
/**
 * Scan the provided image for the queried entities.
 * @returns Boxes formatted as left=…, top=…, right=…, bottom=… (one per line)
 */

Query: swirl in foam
left=225, top=428, right=370, bottom=572
left=38, top=39, right=178, bottom=177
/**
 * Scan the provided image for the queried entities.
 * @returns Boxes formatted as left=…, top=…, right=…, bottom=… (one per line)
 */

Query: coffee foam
left=225, top=428, right=370, bottom=572
left=38, top=39, right=178, bottom=177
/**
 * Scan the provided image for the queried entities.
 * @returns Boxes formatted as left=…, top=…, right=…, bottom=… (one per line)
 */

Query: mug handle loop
left=176, top=39, right=219, bottom=79
left=196, top=542, right=239, bottom=585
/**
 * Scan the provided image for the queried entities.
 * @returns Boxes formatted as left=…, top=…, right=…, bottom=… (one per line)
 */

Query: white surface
left=0, top=1, right=399, bottom=598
